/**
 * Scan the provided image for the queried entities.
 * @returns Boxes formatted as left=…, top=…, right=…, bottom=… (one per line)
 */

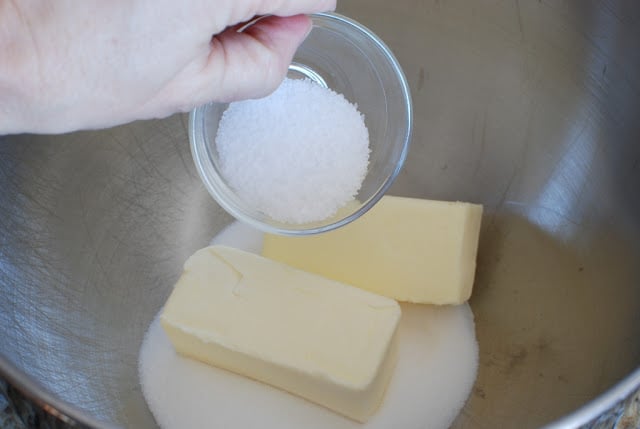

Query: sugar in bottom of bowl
left=215, top=78, right=370, bottom=224
left=138, top=222, right=479, bottom=429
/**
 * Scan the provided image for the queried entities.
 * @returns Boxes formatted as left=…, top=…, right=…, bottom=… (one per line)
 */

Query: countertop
left=1, top=379, right=25, bottom=429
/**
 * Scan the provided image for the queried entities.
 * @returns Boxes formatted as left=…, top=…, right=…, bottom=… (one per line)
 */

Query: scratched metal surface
left=1, top=0, right=640, bottom=428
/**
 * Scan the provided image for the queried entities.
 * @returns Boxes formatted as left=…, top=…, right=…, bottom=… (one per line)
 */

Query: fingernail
left=237, top=14, right=271, bottom=33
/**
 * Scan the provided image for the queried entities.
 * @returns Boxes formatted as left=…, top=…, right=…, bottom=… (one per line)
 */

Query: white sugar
left=215, top=78, right=370, bottom=224
left=138, top=222, right=479, bottom=429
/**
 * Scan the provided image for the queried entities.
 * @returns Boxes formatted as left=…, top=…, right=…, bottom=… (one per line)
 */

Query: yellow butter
left=263, top=196, right=483, bottom=305
left=160, top=245, right=400, bottom=422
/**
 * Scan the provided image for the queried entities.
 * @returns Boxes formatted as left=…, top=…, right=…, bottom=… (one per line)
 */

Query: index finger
left=252, top=0, right=337, bottom=17
left=207, top=0, right=336, bottom=30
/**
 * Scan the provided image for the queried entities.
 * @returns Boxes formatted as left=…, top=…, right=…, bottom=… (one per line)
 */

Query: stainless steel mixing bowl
left=1, top=0, right=639, bottom=428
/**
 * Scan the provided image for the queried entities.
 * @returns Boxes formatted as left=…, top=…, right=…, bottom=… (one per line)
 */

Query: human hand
left=0, top=0, right=335, bottom=134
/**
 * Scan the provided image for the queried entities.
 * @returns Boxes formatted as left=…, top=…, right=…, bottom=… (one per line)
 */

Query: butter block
left=263, top=196, right=483, bottom=305
left=160, top=245, right=401, bottom=422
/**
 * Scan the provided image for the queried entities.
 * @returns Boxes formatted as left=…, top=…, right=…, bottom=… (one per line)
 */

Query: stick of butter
left=160, top=245, right=401, bottom=422
left=262, top=196, right=483, bottom=305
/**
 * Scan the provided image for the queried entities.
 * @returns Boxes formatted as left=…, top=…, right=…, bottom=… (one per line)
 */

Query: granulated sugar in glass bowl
left=190, top=12, right=412, bottom=235
left=216, top=78, right=370, bottom=225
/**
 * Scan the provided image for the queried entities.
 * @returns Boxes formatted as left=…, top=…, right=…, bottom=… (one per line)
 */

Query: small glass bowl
left=189, top=12, right=412, bottom=235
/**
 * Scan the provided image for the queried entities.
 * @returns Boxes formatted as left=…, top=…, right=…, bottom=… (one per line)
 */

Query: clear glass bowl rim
left=189, top=11, right=413, bottom=236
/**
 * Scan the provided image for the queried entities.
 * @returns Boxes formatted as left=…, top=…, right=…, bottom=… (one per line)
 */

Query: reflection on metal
left=533, top=117, right=598, bottom=241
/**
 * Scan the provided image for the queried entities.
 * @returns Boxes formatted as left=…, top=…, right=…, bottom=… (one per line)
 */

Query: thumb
left=197, top=14, right=312, bottom=104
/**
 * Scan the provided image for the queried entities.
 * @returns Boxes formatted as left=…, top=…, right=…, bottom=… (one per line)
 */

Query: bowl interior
left=2, top=2, right=640, bottom=429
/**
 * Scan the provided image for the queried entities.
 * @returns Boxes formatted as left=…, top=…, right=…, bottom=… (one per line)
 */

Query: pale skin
left=0, top=0, right=336, bottom=134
